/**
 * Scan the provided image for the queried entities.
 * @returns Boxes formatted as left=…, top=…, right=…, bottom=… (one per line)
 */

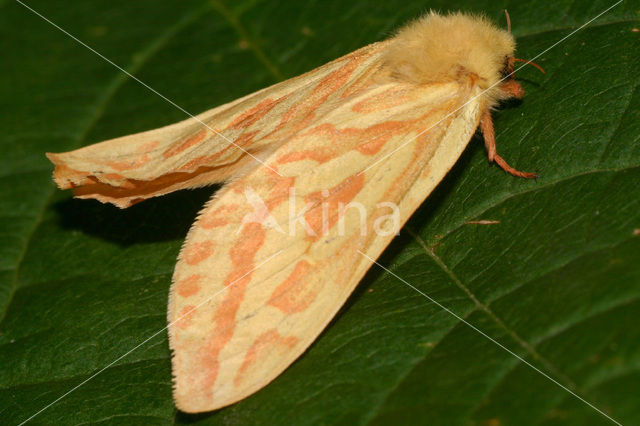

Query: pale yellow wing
left=168, top=75, right=482, bottom=412
left=47, top=42, right=389, bottom=207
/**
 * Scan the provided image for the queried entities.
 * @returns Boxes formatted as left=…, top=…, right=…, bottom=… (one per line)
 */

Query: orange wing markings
left=264, top=176, right=296, bottom=211
left=176, top=305, right=197, bottom=330
left=234, top=329, right=299, bottom=388
left=304, top=173, right=366, bottom=238
left=276, top=148, right=336, bottom=165
left=70, top=164, right=238, bottom=208
left=352, top=86, right=412, bottom=113
left=273, top=53, right=365, bottom=135
left=183, top=241, right=215, bottom=266
left=274, top=119, right=413, bottom=166
left=196, top=222, right=267, bottom=395
left=233, top=131, right=260, bottom=150
left=274, top=85, right=457, bottom=170
left=200, top=204, right=240, bottom=229
left=162, top=129, right=208, bottom=159
left=175, top=130, right=259, bottom=172
left=266, top=260, right=316, bottom=314
left=353, top=120, right=412, bottom=156
left=227, top=98, right=282, bottom=130
left=103, top=154, right=151, bottom=171
left=360, top=105, right=459, bottom=218
left=275, top=124, right=341, bottom=165
left=176, top=274, right=202, bottom=298
left=312, top=52, right=364, bottom=98
left=354, top=92, right=461, bottom=157
left=338, top=58, right=384, bottom=99
left=136, top=140, right=160, bottom=152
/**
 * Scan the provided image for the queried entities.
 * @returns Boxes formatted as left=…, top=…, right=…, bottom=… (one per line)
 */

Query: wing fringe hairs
left=48, top=11, right=538, bottom=412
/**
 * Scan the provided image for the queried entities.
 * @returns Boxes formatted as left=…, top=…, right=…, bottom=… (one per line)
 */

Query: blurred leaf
left=1, top=0, right=639, bottom=425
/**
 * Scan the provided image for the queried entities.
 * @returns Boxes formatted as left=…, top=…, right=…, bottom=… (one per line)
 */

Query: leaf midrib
left=362, top=234, right=637, bottom=425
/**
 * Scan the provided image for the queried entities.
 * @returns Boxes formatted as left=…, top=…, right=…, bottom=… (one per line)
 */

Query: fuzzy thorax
left=384, top=12, right=515, bottom=104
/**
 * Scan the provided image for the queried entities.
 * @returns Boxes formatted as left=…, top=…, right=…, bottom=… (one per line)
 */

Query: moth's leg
left=480, top=109, right=497, bottom=162
left=480, top=110, right=537, bottom=179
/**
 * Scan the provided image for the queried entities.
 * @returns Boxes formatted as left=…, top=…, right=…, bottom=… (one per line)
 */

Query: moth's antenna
left=505, top=10, right=545, bottom=75
left=514, top=58, right=546, bottom=74
left=504, top=9, right=512, bottom=33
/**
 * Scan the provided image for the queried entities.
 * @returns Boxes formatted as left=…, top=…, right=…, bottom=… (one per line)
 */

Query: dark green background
left=1, top=0, right=638, bottom=424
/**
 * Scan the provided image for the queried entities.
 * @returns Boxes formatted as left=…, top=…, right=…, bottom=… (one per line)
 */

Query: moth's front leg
left=480, top=109, right=537, bottom=179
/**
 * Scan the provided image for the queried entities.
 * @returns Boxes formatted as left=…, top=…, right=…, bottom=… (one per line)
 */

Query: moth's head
left=384, top=11, right=533, bottom=102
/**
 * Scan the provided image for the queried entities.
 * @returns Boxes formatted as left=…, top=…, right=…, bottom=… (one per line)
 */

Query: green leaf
left=1, top=0, right=639, bottom=424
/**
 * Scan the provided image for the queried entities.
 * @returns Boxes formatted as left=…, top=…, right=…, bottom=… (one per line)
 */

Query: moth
left=47, top=12, right=542, bottom=412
